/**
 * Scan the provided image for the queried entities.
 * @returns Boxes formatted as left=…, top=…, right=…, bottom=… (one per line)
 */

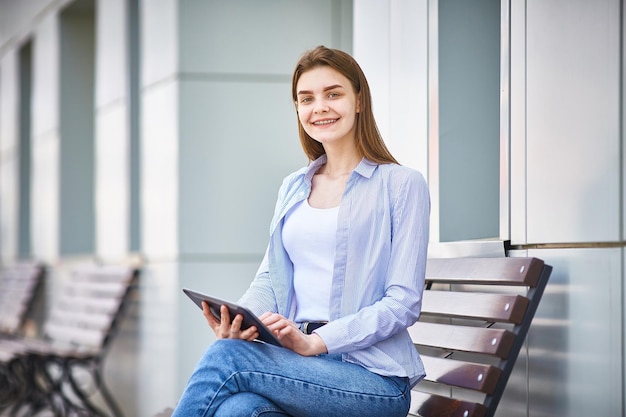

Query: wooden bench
left=0, top=262, right=45, bottom=411
left=0, top=263, right=139, bottom=417
left=0, top=262, right=45, bottom=338
left=407, top=256, right=552, bottom=417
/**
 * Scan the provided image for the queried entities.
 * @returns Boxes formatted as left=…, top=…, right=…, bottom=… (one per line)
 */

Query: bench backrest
left=408, top=257, right=552, bottom=417
left=0, top=262, right=45, bottom=337
left=42, top=264, right=139, bottom=354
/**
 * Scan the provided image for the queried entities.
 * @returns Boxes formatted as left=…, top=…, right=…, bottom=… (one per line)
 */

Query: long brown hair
left=291, top=46, right=398, bottom=165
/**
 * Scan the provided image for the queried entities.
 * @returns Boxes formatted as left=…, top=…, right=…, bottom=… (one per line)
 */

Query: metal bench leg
left=65, top=359, right=124, bottom=417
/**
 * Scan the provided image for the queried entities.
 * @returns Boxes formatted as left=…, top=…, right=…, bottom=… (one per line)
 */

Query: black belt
left=300, top=321, right=328, bottom=334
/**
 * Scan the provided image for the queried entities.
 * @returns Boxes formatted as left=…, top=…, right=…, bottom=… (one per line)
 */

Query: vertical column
left=30, top=14, right=60, bottom=262
left=354, top=0, right=429, bottom=174
left=0, top=51, right=19, bottom=261
left=353, top=0, right=431, bottom=227
left=138, top=0, right=180, bottom=414
left=510, top=0, right=527, bottom=245
left=95, top=0, right=130, bottom=260
left=94, top=1, right=138, bottom=415
left=389, top=0, right=429, bottom=174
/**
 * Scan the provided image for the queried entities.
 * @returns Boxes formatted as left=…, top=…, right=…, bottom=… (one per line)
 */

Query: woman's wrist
left=306, top=333, right=328, bottom=356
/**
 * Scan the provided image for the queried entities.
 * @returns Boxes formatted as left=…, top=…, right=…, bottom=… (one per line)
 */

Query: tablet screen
left=182, top=288, right=283, bottom=347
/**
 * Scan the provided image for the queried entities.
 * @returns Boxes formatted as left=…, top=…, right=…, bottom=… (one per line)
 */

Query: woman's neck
left=320, top=143, right=361, bottom=178
left=320, top=156, right=360, bottom=178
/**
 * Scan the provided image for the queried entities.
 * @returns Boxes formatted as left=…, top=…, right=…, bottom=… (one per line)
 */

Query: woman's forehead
left=296, top=66, right=351, bottom=92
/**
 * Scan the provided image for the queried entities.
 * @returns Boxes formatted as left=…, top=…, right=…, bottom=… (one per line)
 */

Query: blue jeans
left=172, top=339, right=411, bottom=417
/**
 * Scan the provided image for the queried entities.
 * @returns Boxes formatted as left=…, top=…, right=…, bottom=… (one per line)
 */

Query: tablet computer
left=182, top=288, right=283, bottom=347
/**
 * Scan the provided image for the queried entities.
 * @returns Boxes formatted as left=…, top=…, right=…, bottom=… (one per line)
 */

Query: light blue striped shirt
left=239, top=155, right=430, bottom=387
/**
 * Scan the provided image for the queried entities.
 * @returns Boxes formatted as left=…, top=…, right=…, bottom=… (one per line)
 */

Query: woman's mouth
left=312, top=119, right=338, bottom=126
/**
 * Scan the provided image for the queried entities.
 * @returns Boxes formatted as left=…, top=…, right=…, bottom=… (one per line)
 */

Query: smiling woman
left=291, top=46, right=398, bottom=166
left=171, top=46, right=431, bottom=417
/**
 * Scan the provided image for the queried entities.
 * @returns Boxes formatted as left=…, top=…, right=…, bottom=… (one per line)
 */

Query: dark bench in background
left=0, top=263, right=139, bottom=417
left=0, top=262, right=45, bottom=339
left=0, top=262, right=45, bottom=411
left=407, top=256, right=552, bottom=417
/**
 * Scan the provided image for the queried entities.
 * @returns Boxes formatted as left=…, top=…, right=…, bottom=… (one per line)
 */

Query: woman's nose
left=313, top=100, right=329, bottom=114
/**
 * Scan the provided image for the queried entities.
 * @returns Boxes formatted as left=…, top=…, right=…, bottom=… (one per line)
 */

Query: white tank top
left=282, top=199, right=338, bottom=322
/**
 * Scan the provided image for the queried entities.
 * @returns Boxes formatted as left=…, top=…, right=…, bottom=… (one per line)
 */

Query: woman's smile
left=312, top=118, right=339, bottom=126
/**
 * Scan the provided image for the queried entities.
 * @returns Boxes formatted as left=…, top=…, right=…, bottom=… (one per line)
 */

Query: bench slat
left=47, top=310, right=114, bottom=330
left=64, top=281, right=128, bottom=297
left=44, top=323, right=106, bottom=349
left=421, top=356, right=501, bottom=394
left=409, top=390, right=487, bottom=417
left=0, top=262, right=44, bottom=335
left=426, top=257, right=544, bottom=286
left=56, top=295, right=121, bottom=314
left=409, top=322, right=516, bottom=358
left=421, top=291, right=529, bottom=324
left=411, top=257, right=552, bottom=417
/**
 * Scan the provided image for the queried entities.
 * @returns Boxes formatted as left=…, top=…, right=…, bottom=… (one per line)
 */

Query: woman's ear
left=356, top=94, right=361, bottom=113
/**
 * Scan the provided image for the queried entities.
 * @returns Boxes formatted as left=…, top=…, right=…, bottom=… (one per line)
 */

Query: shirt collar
left=304, top=155, right=378, bottom=181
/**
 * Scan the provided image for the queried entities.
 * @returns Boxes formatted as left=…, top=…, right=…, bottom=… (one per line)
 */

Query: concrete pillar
left=94, top=0, right=132, bottom=260
left=0, top=51, right=19, bottom=261
left=30, top=13, right=60, bottom=262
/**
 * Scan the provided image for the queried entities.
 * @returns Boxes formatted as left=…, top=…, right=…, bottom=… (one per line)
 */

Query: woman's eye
left=300, top=97, right=312, bottom=104
left=328, top=92, right=340, bottom=98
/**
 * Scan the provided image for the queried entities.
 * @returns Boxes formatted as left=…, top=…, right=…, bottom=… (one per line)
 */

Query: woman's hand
left=202, top=301, right=259, bottom=342
left=259, top=312, right=328, bottom=356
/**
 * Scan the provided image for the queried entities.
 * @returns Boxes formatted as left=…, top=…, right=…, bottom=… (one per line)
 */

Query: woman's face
left=295, top=66, right=360, bottom=148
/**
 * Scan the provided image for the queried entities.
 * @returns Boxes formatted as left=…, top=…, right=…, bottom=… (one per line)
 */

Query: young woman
left=172, top=45, right=430, bottom=417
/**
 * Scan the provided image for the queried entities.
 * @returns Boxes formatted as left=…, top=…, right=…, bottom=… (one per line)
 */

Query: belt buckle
left=302, top=321, right=327, bottom=334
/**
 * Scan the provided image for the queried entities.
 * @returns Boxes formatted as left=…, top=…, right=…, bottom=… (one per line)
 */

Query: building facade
left=0, top=0, right=623, bottom=416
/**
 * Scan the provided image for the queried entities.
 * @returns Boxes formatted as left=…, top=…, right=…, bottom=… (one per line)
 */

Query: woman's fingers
left=201, top=302, right=260, bottom=342
left=202, top=301, right=220, bottom=328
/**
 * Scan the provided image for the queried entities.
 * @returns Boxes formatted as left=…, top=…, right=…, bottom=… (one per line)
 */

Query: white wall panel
left=0, top=158, right=18, bottom=260
left=0, top=51, right=19, bottom=260
left=509, top=0, right=527, bottom=245
left=623, top=2, right=626, bottom=242
left=30, top=13, right=60, bottom=261
left=141, top=81, right=179, bottom=259
left=525, top=0, right=620, bottom=244
left=0, top=51, right=18, bottom=152
left=95, top=105, right=129, bottom=259
left=95, top=0, right=127, bottom=107
left=31, top=14, right=59, bottom=139
left=388, top=0, right=429, bottom=174
left=353, top=0, right=430, bottom=223
left=94, top=0, right=132, bottom=261
left=141, top=0, right=178, bottom=88
left=353, top=0, right=391, bottom=142
left=138, top=262, right=180, bottom=417
left=30, top=131, right=59, bottom=261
